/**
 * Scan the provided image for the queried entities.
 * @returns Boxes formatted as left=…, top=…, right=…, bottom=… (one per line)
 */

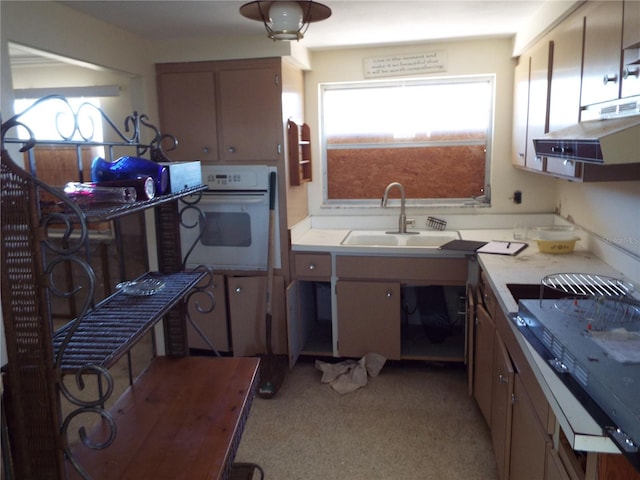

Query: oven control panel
left=202, top=165, right=270, bottom=190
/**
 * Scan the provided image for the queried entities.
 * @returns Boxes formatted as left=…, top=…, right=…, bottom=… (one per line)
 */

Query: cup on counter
left=513, top=221, right=528, bottom=240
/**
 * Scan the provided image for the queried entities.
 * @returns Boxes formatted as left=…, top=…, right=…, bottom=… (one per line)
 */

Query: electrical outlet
left=513, top=190, right=522, bottom=204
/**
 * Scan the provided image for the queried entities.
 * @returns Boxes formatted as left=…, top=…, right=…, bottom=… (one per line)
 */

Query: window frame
left=319, top=74, right=495, bottom=208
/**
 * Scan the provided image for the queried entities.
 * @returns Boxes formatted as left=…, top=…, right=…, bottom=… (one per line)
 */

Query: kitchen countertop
left=291, top=225, right=632, bottom=453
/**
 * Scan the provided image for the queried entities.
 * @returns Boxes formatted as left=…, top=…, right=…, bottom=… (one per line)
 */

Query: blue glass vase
left=91, top=156, right=169, bottom=196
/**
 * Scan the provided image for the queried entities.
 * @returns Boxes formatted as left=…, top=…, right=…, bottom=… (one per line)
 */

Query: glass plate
left=116, top=278, right=166, bottom=296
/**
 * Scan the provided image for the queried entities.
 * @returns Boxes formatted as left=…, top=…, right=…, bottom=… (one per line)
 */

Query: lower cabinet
left=509, top=374, right=550, bottom=480
left=227, top=275, right=288, bottom=356
left=287, top=252, right=468, bottom=364
left=545, top=441, right=575, bottom=480
left=474, top=302, right=496, bottom=425
left=474, top=268, right=554, bottom=480
left=187, top=273, right=231, bottom=353
left=491, top=332, right=515, bottom=480
left=185, top=273, right=287, bottom=357
left=336, top=280, right=401, bottom=359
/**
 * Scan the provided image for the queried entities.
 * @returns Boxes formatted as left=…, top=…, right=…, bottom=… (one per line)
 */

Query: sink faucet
left=381, top=182, right=416, bottom=234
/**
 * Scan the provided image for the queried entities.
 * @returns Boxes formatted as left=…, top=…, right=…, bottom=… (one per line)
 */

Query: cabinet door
left=623, top=0, right=640, bottom=49
left=547, top=12, right=584, bottom=179
left=187, top=273, right=230, bottom=352
left=621, top=47, right=640, bottom=98
left=336, top=280, right=401, bottom=360
left=218, top=65, right=282, bottom=162
left=526, top=40, right=552, bottom=172
left=491, top=332, right=514, bottom=480
left=157, top=71, right=219, bottom=163
left=227, top=275, right=287, bottom=356
left=466, top=284, right=476, bottom=395
left=621, top=0, right=640, bottom=97
left=545, top=446, right=572, bottom=480
left=509, top=375, right=550, bottom=480
left=512, top=55, right=530, bottom=168
left=581, top=1, right=624, bottom=106
left=474, top=303, right=496, bottom=426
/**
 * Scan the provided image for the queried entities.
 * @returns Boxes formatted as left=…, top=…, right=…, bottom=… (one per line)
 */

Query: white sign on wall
left=363, top=51, right=447, bottom=78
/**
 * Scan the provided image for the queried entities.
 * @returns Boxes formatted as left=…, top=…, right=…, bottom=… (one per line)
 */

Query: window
left=320, top=75, right=494, bottom=206
left=13, top=97, right=104, bottom=142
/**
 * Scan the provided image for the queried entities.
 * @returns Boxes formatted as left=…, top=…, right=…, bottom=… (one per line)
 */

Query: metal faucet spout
left=381, top=182, right=410, bottom=233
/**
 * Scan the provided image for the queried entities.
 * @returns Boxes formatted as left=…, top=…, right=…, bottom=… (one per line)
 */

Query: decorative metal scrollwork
left=60, top=364, right=117, bottom=480
left=1, top=95, right=191, bottom=479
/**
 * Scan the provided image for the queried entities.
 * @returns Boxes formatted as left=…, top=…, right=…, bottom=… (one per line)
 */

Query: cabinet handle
left=202, top=146, right=210, bottom=153
left=386, top=290, right=393, bottom=297
left=498, top=374, right=508, bottom=384
left=511, top=393, right=518, bottom=405
left=228, top=146, right=236, bottom=153
left=235, top=286, right=242, bottom=293
left=623, top=67, right=639, bottom=79
left=603, top=73, right=618, bottom=85
left=308, top=264, right=316, bottom=270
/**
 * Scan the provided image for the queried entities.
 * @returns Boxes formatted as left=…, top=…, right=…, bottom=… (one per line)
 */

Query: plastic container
left=534, top=225, right=575, bottom=241
left=536, top=238, right=579, bottom=253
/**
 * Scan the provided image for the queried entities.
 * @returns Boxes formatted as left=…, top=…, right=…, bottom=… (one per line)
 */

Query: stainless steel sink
left=340, top=230, right=460, bottom=248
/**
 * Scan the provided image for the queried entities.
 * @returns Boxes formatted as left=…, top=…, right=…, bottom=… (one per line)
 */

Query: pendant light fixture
left=240, top=1, right=332, bottom=41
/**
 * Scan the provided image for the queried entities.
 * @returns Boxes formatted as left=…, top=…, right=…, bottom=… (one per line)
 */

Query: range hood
left=533, top=114, right=640, bottom=165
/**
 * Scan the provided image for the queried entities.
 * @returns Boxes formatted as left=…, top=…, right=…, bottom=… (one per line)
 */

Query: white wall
left=1, top=1, right=155, bottom=122
left=303, top=37, right=558, bottom=218
left=557, top=181, right=640, bottom=260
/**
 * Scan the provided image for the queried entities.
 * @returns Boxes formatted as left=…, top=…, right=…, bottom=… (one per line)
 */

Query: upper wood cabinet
left=621, top=1, right=640, bottom=98
left=156, top=58, right=283, bottom=164
left=581, top=1, right=624, bottom=106
left=546, top=10, right=584, bottom=179
left=511, top=55, right=530, bottom=168
left=217, top=64, right=282, bottom=162
left=157, top=70, right=219, bottom=163
left=512, top=2, right=640, bottom=182
left=622, top=0, right=640, bottom=49
left=510, top=38, right=552, bottom=172
left=526, top=39, right=553, bottom=172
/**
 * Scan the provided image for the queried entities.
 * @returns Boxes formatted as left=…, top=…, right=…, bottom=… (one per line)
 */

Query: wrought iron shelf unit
left=1, top=95, right=210, bottom=480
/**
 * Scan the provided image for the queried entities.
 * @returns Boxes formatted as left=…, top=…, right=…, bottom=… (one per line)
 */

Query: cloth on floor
left=315, top=352, right=386, bottom=394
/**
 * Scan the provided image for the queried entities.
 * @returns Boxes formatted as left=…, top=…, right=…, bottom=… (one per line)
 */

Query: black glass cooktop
left=514, top=297, right=640, bottom=469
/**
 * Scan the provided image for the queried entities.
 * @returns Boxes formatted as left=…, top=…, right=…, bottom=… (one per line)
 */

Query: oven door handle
left=201, top=193, right=267, bottom=204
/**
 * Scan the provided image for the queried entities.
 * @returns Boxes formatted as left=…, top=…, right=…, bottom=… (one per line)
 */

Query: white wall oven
left=180, top=165, right=280, bottom=271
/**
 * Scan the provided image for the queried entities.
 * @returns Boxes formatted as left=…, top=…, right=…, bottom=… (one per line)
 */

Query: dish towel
left=315, top=352, right=386, bottom=395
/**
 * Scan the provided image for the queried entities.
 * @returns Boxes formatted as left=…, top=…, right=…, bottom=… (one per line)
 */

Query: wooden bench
left=69, top=356, right=259, bottom=480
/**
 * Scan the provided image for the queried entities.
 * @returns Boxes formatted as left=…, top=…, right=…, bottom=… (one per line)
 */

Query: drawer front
left=479, top=270, right=497, bottom=318
left=292, top=253, right=331, bottom=279
left=336, top=256, right=467, bottom=284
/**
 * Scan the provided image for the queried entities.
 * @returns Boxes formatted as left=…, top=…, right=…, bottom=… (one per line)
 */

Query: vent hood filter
left=533, top=115, right=640, bottom=165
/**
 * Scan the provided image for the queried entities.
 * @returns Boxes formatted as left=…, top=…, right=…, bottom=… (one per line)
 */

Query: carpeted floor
left=234, top=359, right=498, bottom=480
